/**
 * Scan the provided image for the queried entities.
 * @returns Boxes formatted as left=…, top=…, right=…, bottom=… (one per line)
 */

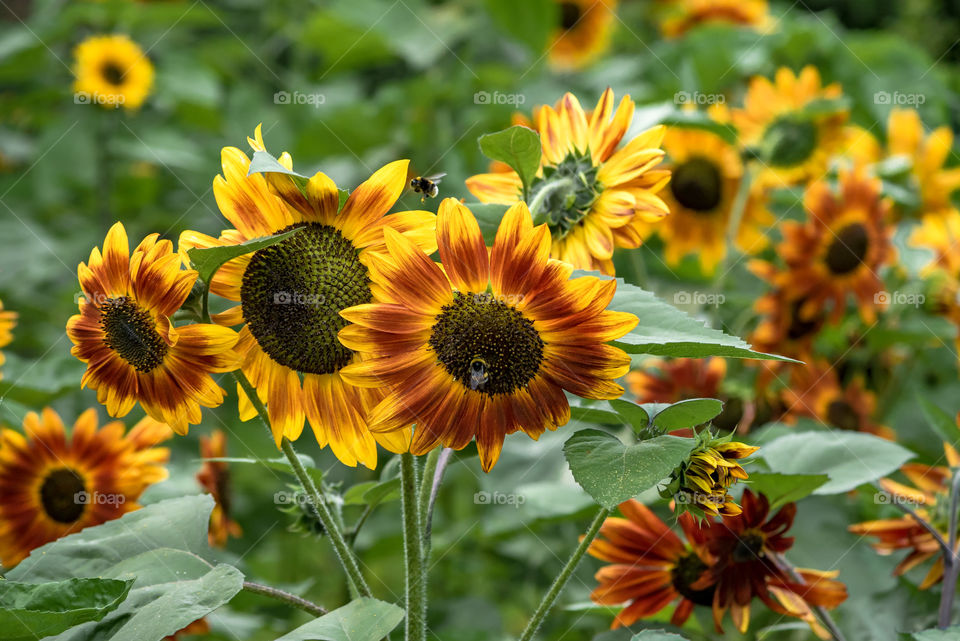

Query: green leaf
left=745, top=473, right=829, bottom=509
left=187, top=227, right=302, bottom=285
left=0, top=579, right=132, bottom=640
left=563, top=430, right=697, bottom=509
left=273, top=597, right=405, bottom=641
left=608, top=399, right=649, bottom=431
left=759, top=432, right=914, bottom=494
left=919, top=398, right=960, bottom=444
left=631, top=632, right=691, bottom=641
left=650, top=399, right=724, bottom=431
left=483, top=0, right=555, bottom=53
left=912, top=627, right=960, bottom=640
left=343, top=478, right=401, bottom=506
left=477, top=126, right=541, bottom=195
left=248, top=149, right=309, bottom=194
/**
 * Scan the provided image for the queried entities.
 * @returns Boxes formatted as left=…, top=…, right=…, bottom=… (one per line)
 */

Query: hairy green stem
left=417, top=449, right=441, bottom=547
left=518, top=507, right=609, bottom=641
left=401, top=453, right=427, bottom=641
left=242, top=581, right=328, bottom=616
left=528, top=176, right=575, bottom=225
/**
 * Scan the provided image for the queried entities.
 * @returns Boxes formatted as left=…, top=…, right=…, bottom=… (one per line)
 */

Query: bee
left=409, top=173, right=446, bottom=202
left=469, top=357, right=489, bottom=392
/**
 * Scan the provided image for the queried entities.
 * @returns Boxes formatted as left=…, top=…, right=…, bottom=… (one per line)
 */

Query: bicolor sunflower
left=750, top=288, right=825, bottom=360
left=466, top=89, right=670, bottom=275
left=338, top=199, right=638, bottom=471
left=0, top=407, right=170, bottom=567
left=0, top=298, right=16, bottom=380
left=179, top=126, right=436, bottom=468
left=781, top=360, right=894, bottom=439
left=887, top=108, right=960, bottom=217
left=660, top=0, right=772, bottom=38
left=587, top=500, right=715, bottom=628
left=197, top=430, right=241, bottom=547
left=67, top=223, right=240, bottom=434
left=704, top=490, right=848, bottom=635
left=732, top=66, right=847, bottom=188
left=73, top=34, right=154, bottom=110
left=628, top=357, right=726, bottom=403
left=664, top=433, right=758, bottom=518
left=547, top=0, right=618, bottom=71
left=850, top=442, right=959, bottom=589
left=750, top=167, right=894, bottom=324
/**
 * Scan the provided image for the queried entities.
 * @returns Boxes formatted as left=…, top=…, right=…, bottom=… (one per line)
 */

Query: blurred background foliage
left=2, top=0, right=960, bottom=639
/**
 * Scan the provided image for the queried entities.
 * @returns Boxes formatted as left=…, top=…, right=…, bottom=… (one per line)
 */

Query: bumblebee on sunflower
left=467, top=89, right=671, bottom=275
left=73, top=34, right=154, bottom=110
left=547, top=0, right=618, bottom=71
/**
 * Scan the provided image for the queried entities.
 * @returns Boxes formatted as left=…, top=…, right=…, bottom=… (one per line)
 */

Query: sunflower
left=849, top=442, right=959, bottom=589
left=73, top=34, right=154, bottom=110
left=887, top=108, right=960, bottom=217
left=547, top=0, right=618, bottom=71
left=627, top=357, right=726, bottom=403
left=0, top=407, right=171, bottom=567
left=179, top=127, right=435, bottom=468
left=0, top=298, right=16, bottom=381
left=660, top=0, right=772, bottom=38
left=704, top=489, right=848, bottom=635
left=781, top=360, right=894, bottom=439
left=665, top=433, right=758, bottom=518
left=587, top=500, right=715, bottom=628
left=732, top=66, right=848, bottom=188
left=750, top=167, right=894, bottom=324
left=197, top=429, right=241, bottom=547
left=466, top=89, right=670, bottom=275
left=909, top=209, right=960, bottom=346
left=338, top=199, right=638, bottom=472
left=67, top=223, right=240, bottom=434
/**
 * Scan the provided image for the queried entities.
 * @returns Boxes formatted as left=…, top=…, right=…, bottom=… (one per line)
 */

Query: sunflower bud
left=663, top=431, right=759, bottom=519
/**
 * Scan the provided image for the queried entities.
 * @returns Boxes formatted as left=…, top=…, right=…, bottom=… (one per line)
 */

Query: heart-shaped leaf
left=478, top=126, right=541, bottom=195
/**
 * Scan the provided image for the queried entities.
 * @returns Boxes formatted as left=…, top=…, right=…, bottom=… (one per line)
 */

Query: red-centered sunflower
left=628, top=357, right=726, bottom=403
left=887, top=108, right=960, bottom=217
left=750, top=167, right=895, bottom=324
left=0, top=298, right=16, bottom=380
left=732, top=66, right=848, bottom=188
left=587, top=500, right=715, bottom=628
left=179, top=126, right=435, bottom=468
left=850, top=442, right=960, bottom=589
left=660, top=0, right=772, bottom=38
left=781, top=360, right=894, bottom=439
left=466, top=89, right=670, bottom=275
left=338, top=199, right=638, bottom=472
left=197, top=429, right=241, bottom=547
left=704, top=490, right=848, bottom=635
left=547, top=0, right=618, bottom=71
left=67, top=223, right=240, bottom=434
left=0, top=407, right=171, bottom=567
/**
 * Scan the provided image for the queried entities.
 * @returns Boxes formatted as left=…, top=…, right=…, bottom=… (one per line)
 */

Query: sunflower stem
left=528, top=176, right=575, bottom=225
left=242, top=581, right=328, bottom=617
left=424, top=448, right=454, bottom=549
left=417, top=448, right=441, bottom=543
left=937, top=468, right=960, bottom=628
left=400, top=452, right=427, bottom=641
left=518, top=506, right=610, bottom=641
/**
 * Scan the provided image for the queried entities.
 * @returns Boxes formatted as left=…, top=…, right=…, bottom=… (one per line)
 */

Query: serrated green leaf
left=651, top=398, right=724, bottom=431
left=608, top=399, right=649, bottom=431
left=273, top=597, right=405, bottom=641
left=187, top=228, right=302, bottom=285
left=745, top=472, right=829, bottom=508
left=0, top=579, right=132, bottom=640
left=563, top=430, right=697, bottom=509
left=248, top=150, right=310, bottom=193
left=478, top=126, right=541, bottom=195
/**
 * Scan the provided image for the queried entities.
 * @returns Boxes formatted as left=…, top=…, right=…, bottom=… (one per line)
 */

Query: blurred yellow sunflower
left=67, top=223, right=240, bottom=434
left=887, top=108, right=960, bottom=217
left=197, top=429, right=241, bottom=547
left=0, top=407, right=170, bottom=567
left=179, top=126, right=435, bottom=468
left=467, top=89, right=670, bottom=274
left=909, top=209, right=960, bottom=350
left=660, top=0, right=772, bottom=38
left=0, top=299, right=16, bottom=381
left=732, top=66, right=847, bottom=188
left=73, top=34, right=154, bottom=110
left=338, top=199, right=637, bottom=471
left=548, top=0, right=618, bottom=70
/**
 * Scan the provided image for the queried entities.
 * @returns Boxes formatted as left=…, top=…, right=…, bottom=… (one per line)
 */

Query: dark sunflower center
left=99, top=296, right=168, bottom=373
left=40, top=468, right=86, bottom=524
left=824, top=223, right=869, bottom=276
left=671, top=551, right=714, bottom=606
left=732, top=530, right=766, bottom=562
left=530, top=154, right=600, bottom=239
left=559, top=1, right=582, bottom=29
left=762, top=117, right=818, bottom=168
left=428, top=292, right=545, bottom=396
left=101, top=61, right=126, bottom=86
left=826, top=398, right=861, bottom=431
left=241, top=223, right=371, bottom=375
left=670, top=156, right=723, bottom=213
left=786, top=299, right=824, bottom=340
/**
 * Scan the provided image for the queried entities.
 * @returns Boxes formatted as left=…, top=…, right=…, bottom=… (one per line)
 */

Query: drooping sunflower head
left=67, top=223, right=240, bottom=434
left=338, top=198, right=638, bottom=471
left=0, top=298, right=16, bottom=381
left=660, top=0, right=772, bottom=38
left=467, top=89, right=671, bottom=275
left=887, top=108, right=960, bottom=217
left=664, top=431, right=758, bottom=518
left=0, top=407, right=171, bottom=567
left=547, top=0, right=618, bottom=70
left=196, top=429, right=241, bottom=547
left=179, top=126, right=436, bottom=468
left=73, top=34, right=154, bottom=110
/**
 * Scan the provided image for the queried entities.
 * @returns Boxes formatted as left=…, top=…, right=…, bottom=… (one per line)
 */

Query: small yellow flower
left=665, top=432, right=758, bottom=518
left=73, top=35, right=154, bottom=110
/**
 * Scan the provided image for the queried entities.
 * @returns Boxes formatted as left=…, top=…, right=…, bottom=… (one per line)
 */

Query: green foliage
left=0, top=579, right=132, bottom=641
left=745, top=473, right=830, bottom=509
left=187, top=228, right=303, bottom=286
left=477, top=126, right=542, bottom=197
left=272, top=598, right=404, bottom=641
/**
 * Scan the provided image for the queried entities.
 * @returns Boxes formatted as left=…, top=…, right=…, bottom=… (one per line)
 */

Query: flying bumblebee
left=469, top=357, right=489, bottom=392
left=409, top=173, right=446, bottom=202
